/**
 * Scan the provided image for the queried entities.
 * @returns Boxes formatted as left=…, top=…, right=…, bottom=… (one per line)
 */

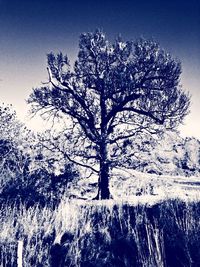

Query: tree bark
left=95, top=80, right=110, bottom=200
left=98, top=142, right=110, bottom=199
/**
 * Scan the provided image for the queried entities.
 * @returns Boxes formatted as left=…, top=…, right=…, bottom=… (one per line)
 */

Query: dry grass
left=0, top=198, right=200, bottom=266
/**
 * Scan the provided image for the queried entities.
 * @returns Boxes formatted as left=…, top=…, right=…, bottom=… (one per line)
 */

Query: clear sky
left=0, top=0, right=199, bottom=138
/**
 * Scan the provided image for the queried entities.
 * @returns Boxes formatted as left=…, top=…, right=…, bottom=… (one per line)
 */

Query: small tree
left=0, top=104, right=31, bottom=187
left=28, top=30, right=190, bottom=199
left=0, top=103, right=24, bottom=141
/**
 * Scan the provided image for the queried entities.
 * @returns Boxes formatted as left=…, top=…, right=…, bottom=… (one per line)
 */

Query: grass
left=0, top=198, right=200, bottom=266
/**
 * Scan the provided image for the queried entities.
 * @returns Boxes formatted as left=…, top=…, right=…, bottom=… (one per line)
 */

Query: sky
left=0, top=0, right=199, bottom=138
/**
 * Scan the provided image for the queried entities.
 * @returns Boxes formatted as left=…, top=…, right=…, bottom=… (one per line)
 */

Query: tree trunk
left=98, top=143, right=110, bottom=199
left=96, top=80, right=110, bottom=199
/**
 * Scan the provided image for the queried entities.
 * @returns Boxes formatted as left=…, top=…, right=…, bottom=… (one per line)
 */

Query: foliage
left=28, top=30, right=190, bottom=199
left=0, top=159, right=78, bottom=207
left=0, top=103, right=24, bottom=140
left=124, top=131, right=200, bottom=176
left=0, top=103, right=78, bottom=206
left=0, top=104, right=33, bottom=190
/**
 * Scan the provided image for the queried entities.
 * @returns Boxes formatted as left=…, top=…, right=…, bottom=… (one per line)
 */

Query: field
left=72, top=168, right=200, bottom=202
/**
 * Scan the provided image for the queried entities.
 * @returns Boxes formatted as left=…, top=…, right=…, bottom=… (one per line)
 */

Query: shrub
left=0, top=163, right=78, bottom=208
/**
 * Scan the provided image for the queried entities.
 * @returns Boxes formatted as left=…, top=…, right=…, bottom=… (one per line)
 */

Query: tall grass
left=0, top=199, right=200, bottom=266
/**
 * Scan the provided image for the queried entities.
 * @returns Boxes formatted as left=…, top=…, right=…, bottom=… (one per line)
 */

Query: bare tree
left=28, top=30, right=190, bottom=199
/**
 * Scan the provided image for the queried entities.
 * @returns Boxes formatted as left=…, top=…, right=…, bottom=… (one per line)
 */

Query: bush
left=0, top=163, right=78, bottom=208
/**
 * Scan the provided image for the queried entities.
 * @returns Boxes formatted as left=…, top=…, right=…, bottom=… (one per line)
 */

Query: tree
left=0, top=104, right=31, bottom=187
left=0, top=103, right=24, bottom=141
left=0, top=103, right=78, bottom=206
left=28, top=30, right=190, bottom=199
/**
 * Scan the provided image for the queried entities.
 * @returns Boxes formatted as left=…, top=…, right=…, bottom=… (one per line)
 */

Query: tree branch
left=106, top=93, right=141, bottom=124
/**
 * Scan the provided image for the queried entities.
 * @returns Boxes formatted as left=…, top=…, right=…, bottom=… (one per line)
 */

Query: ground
left=70, top=168, right=200, bottom=203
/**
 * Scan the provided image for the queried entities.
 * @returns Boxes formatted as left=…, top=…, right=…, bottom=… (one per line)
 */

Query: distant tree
left=0, top=104, right=31, bottom=186
left=0, top=104, right=78, bottom=206
left=28, top=30, right=190, bottom=199
left=0, top=103, right=24, bottom=140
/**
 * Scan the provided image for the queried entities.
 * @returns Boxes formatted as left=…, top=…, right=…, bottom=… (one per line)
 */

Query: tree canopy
left=28, top=30, right=190, bottom=199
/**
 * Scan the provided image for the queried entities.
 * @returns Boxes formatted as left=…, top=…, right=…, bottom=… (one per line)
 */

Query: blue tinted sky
left=0, top=0, right=199, bottom=137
